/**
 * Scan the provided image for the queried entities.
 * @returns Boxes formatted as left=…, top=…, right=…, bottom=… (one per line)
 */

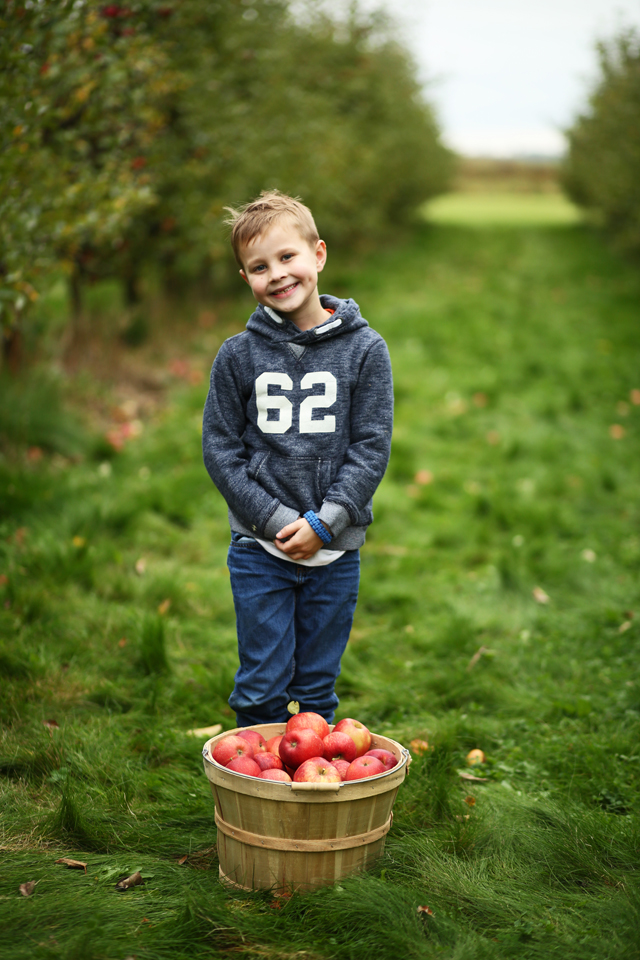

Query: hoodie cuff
left=317, top=502, right=351, bottom=539
left=263, top=504, right=300, bottom=541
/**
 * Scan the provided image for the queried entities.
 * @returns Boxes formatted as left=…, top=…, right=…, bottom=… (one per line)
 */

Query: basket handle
left=290, top=781, right=343, bottom=791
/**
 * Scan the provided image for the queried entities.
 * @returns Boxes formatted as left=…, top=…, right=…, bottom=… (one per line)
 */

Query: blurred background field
left=2, top=2, right=640, bottom=959
left=2, top=213, right=640, bottom=959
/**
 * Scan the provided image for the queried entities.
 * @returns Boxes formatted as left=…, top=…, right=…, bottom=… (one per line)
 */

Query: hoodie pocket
left=258, top=454, right=332, bottom=514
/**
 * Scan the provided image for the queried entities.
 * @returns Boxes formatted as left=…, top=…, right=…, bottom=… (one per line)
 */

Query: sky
left=373, top=0, right=640, bottom=157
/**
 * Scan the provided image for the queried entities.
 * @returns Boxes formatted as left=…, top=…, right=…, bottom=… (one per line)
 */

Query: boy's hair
left=224, top=190, right=319, bottom=266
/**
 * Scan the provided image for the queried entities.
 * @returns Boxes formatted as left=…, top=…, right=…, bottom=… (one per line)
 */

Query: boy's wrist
left=303, top=510, right=333, bottom=545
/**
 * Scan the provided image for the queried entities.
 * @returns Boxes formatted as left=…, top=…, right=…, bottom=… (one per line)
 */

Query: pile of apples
left=210, top=713, right=398, bottom=783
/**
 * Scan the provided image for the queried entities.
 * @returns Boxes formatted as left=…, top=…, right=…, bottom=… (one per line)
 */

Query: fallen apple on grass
left=293, top=757, right=341, bottom=783
left=466, top=749, right=486, bottom=766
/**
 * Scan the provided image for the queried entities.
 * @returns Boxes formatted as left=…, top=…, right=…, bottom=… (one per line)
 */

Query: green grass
left=1, top=221, right=640, bottom=959
left=424, top=192, right=582, bottom=226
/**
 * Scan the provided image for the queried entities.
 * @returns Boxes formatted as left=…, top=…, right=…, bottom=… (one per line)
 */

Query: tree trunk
left=2, top=325, right=23, bottom=374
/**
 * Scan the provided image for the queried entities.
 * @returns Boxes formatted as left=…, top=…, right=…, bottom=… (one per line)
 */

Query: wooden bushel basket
left=203, top=723, right=410, bottom=893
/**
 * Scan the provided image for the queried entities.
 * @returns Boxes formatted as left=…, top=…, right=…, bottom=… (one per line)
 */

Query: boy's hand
left=275, top=517, right=329, bottom=560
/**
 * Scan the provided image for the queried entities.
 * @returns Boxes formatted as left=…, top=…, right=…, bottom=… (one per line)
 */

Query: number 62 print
left=255, top=371, right=337, bottom=434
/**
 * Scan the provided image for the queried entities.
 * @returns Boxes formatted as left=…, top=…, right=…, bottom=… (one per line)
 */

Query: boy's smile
left=239, top=222, right=328, bottom=330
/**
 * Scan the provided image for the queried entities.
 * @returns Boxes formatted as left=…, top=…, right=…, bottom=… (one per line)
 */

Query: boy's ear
left=316, top=239, right=327, bottom=273
left=239, top=269, right=249, bottom=284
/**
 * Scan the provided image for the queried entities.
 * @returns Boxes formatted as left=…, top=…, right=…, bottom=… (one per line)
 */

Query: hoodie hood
left=245, top=295, right=368, bottom=345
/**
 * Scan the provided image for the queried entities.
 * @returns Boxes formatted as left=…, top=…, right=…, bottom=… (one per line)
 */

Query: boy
left=202, top=190, right=393, bottom=727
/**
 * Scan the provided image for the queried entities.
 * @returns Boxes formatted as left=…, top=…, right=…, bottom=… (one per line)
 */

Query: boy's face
left=239, top=221, right=327, bottom=325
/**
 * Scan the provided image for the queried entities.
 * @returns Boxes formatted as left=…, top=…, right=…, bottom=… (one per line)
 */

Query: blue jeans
left=226, top=536, right=360, bottom=727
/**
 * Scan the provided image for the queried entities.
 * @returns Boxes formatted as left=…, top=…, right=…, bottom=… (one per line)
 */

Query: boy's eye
left=282, top=253, right=293, bottom=261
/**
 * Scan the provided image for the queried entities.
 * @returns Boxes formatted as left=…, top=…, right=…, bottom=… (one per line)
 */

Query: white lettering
left=299, top=372, right=337, bottom=433
left=255, top=372, right=293, bottom=434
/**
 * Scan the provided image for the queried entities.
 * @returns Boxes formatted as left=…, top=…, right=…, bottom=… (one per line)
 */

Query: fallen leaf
left=619, top=621, right=632, bottom=633
left=157, top=598, right=171, bottom=616
left=533, top=586, right=550, bottom=604
left=410, top=738, right=430, bottom=755
left=43, top=719, right=59, bottom=730
left=135, top=557, right=146, bottom=576
left=287, top=701, right=300, bottom=715
left=414, top=469, right=434, bottom=485
left=177, top=855, right=188, bottom=865
left=459, top=771, right=487, bottom=782
left=118, top=637, right=127, bottom=648
left=464, top=795, right=476, bottom=806
left=55, top=858, right=87, bottom=873
left=116, top=871, right=143, bottom=890
left=19, top=881, right=37, bottom=897
left=417, top=905, right=434, bottom=916
left=186, top=723, right=222, bottom=738
left=609, top=424, right=625, bottom=439
left=466, top=645, right=488, bottom=672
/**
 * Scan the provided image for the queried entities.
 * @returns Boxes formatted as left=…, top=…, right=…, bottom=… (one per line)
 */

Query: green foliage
left=0, top=0, right=175, bottom=331
left=0, top=0, right=452, bottom=341
left=1, top=221, right=640, bottom=957
left=563, top=29, right=640, bottom=256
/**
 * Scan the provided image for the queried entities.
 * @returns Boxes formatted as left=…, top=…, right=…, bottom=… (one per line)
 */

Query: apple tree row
left=1, top=0, right=453, bottom=356
left=563, top=28, right=640, bottom=258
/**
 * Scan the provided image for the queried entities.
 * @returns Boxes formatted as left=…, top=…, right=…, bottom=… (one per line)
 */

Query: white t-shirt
left=256, top=538, right=345, bottom=567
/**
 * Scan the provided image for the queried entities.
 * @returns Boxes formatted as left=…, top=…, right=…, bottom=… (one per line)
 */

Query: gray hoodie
left=202, top=295, right=393, bottom=550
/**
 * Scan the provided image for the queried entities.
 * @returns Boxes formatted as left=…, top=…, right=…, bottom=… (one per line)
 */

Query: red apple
left=237, top=729, right=267, bottom=753
left=260, top=768, right=292, bottom=782
left=365, top=748, right=398, bottom=771
left=293, top=757, right=341, bottom=783
left=212, top=735, right=254, bottom=767
left=226, top=755, right=262, bottom=777
left=333, top=718, right=372, bottom=757
left=266, top=734, right=283, bottom=757
left=254, top=752, right=284, bottom=772
left=322, top=730, right=357, bottom=763
left=345, top=755, right=385, bottom=780
left=286, top=711, right=330, bottom=740
left=279, top=728, right=324, bottom=769
left=332, top=759, right=350, bottom=781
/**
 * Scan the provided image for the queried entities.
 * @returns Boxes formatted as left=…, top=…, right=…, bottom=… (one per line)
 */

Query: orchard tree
left=0, top=0, right=177, bottom=352
left=564, top=29, right=640, bottom=257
